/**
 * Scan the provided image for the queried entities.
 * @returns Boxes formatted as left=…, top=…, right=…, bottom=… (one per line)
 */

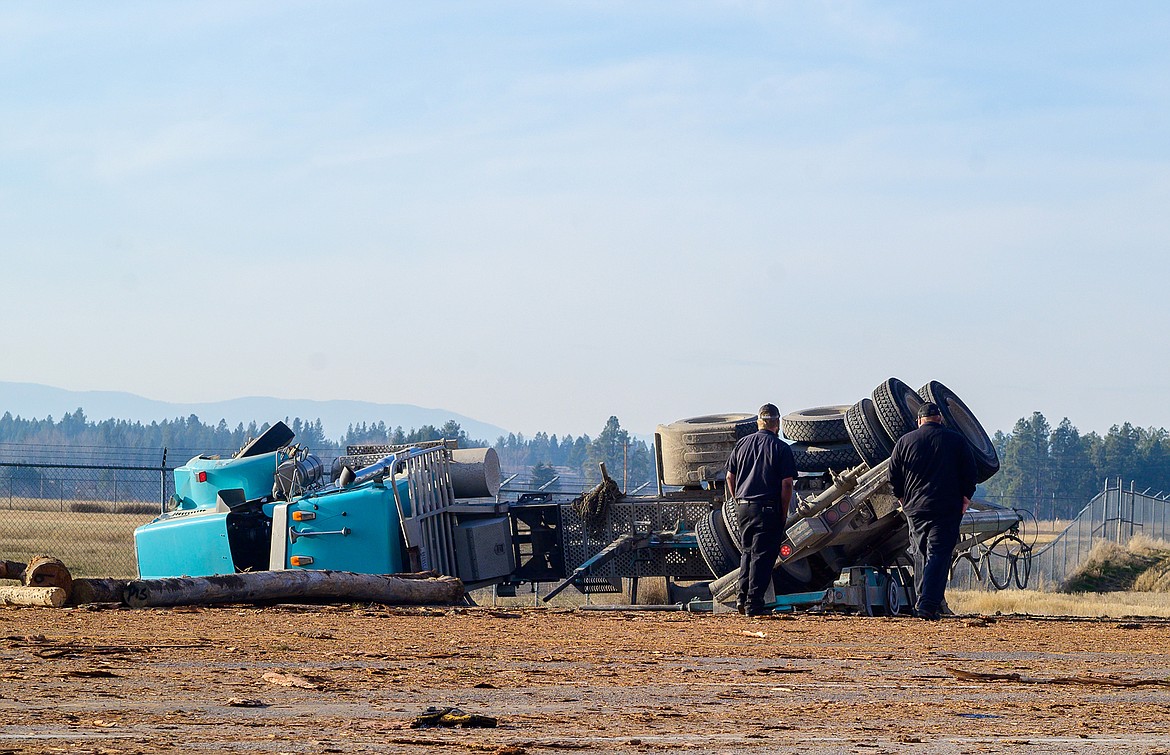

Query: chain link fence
left=951, top=479, right=1170, bottom=591
left=0, top=462, right=171, bottom=579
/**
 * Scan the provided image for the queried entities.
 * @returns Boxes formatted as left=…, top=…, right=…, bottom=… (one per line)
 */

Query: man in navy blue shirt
left=888, top=402, right=978, bottom=620
left=725, top=404, right=797, bottom=616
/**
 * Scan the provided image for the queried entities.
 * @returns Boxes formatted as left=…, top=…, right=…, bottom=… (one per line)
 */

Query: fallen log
left=69, top=578, right=130, bottom=605
left=0, top=561, right=25, bottom=580
left=0, top=586, right=67, bottom=608
left=122, top=570, right=465, bottom=608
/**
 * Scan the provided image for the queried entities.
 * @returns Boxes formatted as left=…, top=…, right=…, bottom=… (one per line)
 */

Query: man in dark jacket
left=888, top=402, right=977, bottom=620
left=725, top=404, right=797, bottom=616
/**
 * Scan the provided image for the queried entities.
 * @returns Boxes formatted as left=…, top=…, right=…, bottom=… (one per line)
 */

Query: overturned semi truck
left=133, top=378, right=1023, bottom=613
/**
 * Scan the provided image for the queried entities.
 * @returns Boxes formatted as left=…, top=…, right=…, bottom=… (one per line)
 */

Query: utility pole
left=623, top=442, right=629, bottom=493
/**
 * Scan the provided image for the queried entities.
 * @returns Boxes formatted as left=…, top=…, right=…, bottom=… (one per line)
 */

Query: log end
left=24, top=556, right=73, bottom=594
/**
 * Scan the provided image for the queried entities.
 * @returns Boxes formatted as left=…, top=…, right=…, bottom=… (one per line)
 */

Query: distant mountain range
left=0, top=381, right=509, bottom=444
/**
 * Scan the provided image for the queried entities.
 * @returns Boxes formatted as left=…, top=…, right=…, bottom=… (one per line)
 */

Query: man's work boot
left=915, top=604, right=941, bottom=621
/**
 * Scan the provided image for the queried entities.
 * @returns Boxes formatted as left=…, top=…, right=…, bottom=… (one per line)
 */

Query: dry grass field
left=950, top=588, right=1170, bottom=618
left=0, top=507, right=152, bottom=578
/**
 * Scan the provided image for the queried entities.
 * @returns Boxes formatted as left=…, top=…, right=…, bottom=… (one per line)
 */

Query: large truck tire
left=845, top=398, right=896, bottom=468
left=791, top=441, right=863, bottom=473
left=712, top=507, right=741, bottom=564
left=695, top=510, right=738, bottom=578
left=721, top=497, right=743, bottom=554
left=871, top=378, right=925, bottom=442
left=917, top=381, right=1000, bottom=483
left=656, top=414, right=756, bottom=487
left=780, top=405, right=851, bottom=443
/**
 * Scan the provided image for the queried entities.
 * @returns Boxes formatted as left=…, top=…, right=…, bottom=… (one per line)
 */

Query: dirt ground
left=1, top=605, right=1170, bottom=755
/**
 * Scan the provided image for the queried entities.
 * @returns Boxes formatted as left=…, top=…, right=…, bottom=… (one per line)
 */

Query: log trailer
left=133, top=378, right=1027, bottom=614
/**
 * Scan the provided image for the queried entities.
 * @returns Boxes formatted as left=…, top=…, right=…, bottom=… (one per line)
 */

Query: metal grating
left=560, top=498, right=714, bottom=579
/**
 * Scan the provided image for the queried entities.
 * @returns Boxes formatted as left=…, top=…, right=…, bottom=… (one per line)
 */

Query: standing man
left=725, top=404, right=797, bottom=617
left=888, top=402, right=978, bottom=620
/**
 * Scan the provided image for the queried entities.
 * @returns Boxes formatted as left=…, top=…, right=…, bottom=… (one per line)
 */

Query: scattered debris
left=261, top=671, right=319, bottom=689
left=411, top=706, right=498, bottom=729
left=226, top=697, right=268, bottom=708
left=947, top=667, right=1170, bottom=688
left=63, top=669, right=119, bottom=678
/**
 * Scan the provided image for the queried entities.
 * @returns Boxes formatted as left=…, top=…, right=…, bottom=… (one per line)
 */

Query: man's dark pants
left=737, top=500, right=783, bottom=614
left=904, top=509, right=962, bottom=617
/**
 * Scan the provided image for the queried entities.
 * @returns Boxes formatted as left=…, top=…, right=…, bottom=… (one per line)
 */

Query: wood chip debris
left=261, top=671, right=319, bottom=689
left=226, top=697, right=269, bottom=708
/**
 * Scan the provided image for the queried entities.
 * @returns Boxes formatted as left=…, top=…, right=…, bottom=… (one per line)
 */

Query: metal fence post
left=160, top=447, right=168, bottom=513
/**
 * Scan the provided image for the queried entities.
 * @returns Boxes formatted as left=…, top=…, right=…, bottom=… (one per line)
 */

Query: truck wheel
left=772, top=553, right=837, bottom=594
left=791, top=441, right=862, bottom=473
left=712, top=504, right=741, bottom=562
left=917, top=381, right=1000, bottom=483
left=781, top=405, right=851, bottom=443
left=721, top=497, right=743, bottom=553
left=845, top=398, right=896, bottom=468
left=695, top=510, right=738, bottom=578
left=656, top=414, right=756, bottom=487
left=871, top=378, right=925, bottom=442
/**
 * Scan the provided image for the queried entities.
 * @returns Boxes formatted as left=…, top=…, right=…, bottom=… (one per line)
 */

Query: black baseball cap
left=758, top=403, right=780, bottom=421
left=917, top=402, right=942, bottom=419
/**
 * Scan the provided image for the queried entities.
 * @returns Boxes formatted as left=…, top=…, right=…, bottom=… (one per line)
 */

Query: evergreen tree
left=1049, top=418, right=1097, bottom=518
left=583, top=416, right=653, bottom=488
left=995, top=412, right=1052, bottom=513
left=531, top=461, right=557, bottom=489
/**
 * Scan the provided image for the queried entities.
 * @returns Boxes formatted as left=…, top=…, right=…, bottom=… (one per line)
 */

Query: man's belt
left=737, top=498, right=781, bottom=508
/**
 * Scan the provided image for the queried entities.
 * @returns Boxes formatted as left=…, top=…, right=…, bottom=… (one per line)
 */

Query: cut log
left=0, top=560, right=27, bottom=580
left=23, top=556, right=73, bottom=593
left=122, top=570, right=465, bottom=609
left=69, top=578, right=130, bottom=605
left=0, top=586, right=67, bottom=608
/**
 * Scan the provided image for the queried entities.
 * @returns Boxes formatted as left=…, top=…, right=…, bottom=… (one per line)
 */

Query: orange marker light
left=290, top=556, right=314, bottom=567
left=291, top=511, right=316, bottom=521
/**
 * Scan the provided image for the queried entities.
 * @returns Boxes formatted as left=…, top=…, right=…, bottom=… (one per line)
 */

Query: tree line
left=0, top=409, right=656, bottom=489
left=981, top=412, right=1170, bottom=519
left=11, top=406, right=1158, bottom=511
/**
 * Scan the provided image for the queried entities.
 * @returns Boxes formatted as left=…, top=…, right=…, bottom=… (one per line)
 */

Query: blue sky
left=1, top=2, right=1168, bottom=438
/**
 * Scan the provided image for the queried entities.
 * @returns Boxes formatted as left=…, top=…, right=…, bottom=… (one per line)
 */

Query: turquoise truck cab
left=134, top=422, right=412, bottom=579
